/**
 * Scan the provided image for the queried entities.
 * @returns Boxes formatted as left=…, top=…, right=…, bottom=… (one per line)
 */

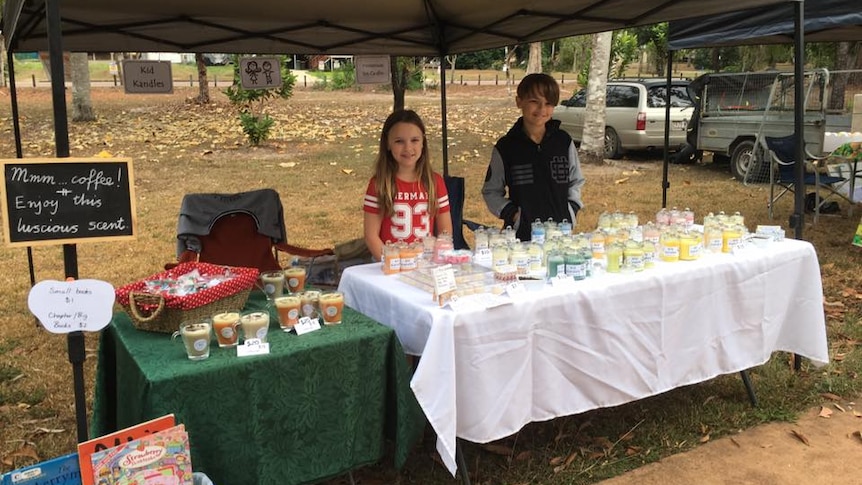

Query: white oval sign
left=28, top=279, right=115, bottom=333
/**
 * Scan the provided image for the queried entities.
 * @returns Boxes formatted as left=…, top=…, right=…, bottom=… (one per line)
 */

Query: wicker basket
left=116, top=262, right=259, bottom=333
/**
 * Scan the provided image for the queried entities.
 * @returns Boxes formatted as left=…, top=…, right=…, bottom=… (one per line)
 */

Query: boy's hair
left=516, top=73, right=560, bottom=105
left=373, top=109, right=438, bottom=218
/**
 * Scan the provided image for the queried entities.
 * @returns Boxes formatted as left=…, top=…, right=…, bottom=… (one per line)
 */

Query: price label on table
left=473, top=248, right=493, bottom=268
left=432, top=264, right=457, bottom=296
left=28, top=279, right=114, bottom=333
left=237, top=338, right=270, bottom=357
left=505, top=281, right=527, bottom=297
left=294, top=316, right=322, bottom=335
left=551, top=274, right=575, bottom=288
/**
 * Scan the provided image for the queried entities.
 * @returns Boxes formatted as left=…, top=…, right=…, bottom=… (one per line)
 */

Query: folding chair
left=169, top=188, right=333, bottom=273
left=444, top=175, right=471, bottom=250
left=765, top=134, right=848, bottom=222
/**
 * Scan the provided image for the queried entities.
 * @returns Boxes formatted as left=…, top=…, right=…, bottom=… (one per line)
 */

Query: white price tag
left=432, top=264, right=457, bottom=296
left=294, top=316, right=322, bottom=335
left=551, top=274, right=575, bottom=288
left=237, top=338, right=270, bottom=357
left=505, top=281, right=527, bottom=296
left=473, top=248, right=493, bottom=268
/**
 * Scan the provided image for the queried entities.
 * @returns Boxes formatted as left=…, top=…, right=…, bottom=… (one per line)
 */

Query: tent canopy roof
left=669, top=0, right=862, bottom=50
left=6, top=0, right=795, bottom=56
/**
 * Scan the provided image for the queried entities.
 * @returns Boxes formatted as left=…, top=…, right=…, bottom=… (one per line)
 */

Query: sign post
left=2, top=157, right=136, bottom=442
left=29, top=278, right=114, bottom=442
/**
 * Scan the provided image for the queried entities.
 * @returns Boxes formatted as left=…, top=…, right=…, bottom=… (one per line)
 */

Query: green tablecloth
left=92, top=291, right=424, bottom=485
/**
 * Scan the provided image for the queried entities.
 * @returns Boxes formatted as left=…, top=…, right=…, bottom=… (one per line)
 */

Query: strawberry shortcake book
left=89, top=424, right=193, bottom=485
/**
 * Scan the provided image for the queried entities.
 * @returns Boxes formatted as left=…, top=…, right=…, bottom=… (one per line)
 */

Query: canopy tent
left=665, top=0, right=861, bottom=239
left=668, top=0, right=862, bottom=49
left=2, top=0, right=803, bottom=189
left=1, top=0, right=814, bottom=468
left=5, top=0, right=794, bottom=56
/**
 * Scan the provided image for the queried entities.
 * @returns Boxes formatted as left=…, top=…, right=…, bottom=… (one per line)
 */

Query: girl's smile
left=388, top=121, right=424, bottom=176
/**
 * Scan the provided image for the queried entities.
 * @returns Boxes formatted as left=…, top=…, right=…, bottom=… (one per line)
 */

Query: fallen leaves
left=1, top=445, right=39, bottom=467
left=341, top=169, right=354, bottom=175
left=790, top=429, right=810, bottom=446
left=819, top=406, right=834, bottom=418
left=614, top=177, right=629, bottom=184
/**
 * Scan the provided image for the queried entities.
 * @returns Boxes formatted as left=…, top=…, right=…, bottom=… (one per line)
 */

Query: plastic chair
left=169, top=188, right=333, bottom=273
left=765, top=134, right=848, bottom=222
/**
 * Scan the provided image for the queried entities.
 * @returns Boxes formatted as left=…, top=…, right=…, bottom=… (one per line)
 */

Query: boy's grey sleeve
left=482, top=146, right=512, bottom=218
left=567, top=141, right=585, bottom=211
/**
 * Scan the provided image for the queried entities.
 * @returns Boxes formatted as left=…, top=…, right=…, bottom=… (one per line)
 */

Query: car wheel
left=730, top=140, right=756, bottom=181
left=604, top=127, right=622, bottom=159
left=730, top=140, right=769, bottom=182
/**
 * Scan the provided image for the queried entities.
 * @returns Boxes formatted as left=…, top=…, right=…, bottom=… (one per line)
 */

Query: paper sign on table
left=551, top=274, right=576, bottom=288
left=432, top=264, right=457, bottom=295
left=237, top=338, right=270, bottom=357
left=473, top=248, right=493, bottom=268
left=28, top=279, right=114, bottom=333
left=294, top=316, right=322, bottom=335
left=505, top=281, right=527, bottom=297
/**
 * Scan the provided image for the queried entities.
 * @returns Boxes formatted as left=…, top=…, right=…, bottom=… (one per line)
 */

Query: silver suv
left=553, top=79, right=693, bottom=159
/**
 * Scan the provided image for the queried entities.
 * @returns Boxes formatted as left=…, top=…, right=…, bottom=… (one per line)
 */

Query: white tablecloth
left=338, top=239, right=829, bottom=476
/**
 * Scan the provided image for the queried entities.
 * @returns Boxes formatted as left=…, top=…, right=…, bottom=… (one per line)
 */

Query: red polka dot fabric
left=116, top=262, right=259, bottom=311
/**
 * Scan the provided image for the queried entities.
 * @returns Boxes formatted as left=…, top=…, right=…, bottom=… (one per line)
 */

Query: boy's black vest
left=496, top=118, right=573, bottom=241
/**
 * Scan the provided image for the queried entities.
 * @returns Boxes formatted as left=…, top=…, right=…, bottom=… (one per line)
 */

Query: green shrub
left=239, top=112, right=275, bottom=145
left=224, top=54, right=296, bottom=145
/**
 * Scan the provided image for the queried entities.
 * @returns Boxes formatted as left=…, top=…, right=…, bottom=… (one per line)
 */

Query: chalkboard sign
left=0, top=158, right=137, bottom=247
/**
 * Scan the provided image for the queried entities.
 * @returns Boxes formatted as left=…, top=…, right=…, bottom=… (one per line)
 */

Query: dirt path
left=598, top=399, right=862, bottom=485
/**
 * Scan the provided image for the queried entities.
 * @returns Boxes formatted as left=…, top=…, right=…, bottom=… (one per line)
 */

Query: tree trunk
left=526, top=42, right=542, bottom=74
left=391, top=56, right=406, bottom=111
left=195, top=53, right=210, bottom=104
left=70, top=52, right=95, bottom=122
left=446, top=55, right=457, bottom=84
left=829, top=42, right=851, bottom=111
left=581, top=31, right=612, bottom=165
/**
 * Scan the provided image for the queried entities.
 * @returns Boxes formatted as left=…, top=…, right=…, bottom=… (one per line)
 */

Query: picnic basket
left=115, top=262, right=259, bottom=333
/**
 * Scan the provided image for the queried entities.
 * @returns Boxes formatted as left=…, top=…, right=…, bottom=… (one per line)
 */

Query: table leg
left=739, top=370, right=757, bottom=407
left=456, top=438, right=472, bottom=485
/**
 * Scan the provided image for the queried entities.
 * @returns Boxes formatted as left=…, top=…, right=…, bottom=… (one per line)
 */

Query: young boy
left=481, top=73, right=585, bottom=241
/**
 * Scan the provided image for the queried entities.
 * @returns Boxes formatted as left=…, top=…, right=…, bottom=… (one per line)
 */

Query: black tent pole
left=45, top=0, right=87, bottom=443
left=440, top=57, right=449, bottom=176
left=662, top=51, right=673, bottom=208
left=8, top=50, right=23, bottom=159
left=791, top=0, right=805, bottom=240
left=6, top=47, right=37, bottom=302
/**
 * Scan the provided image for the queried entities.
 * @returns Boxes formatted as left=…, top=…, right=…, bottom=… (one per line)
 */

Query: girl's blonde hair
left=373, top=109, right=439, bottom=217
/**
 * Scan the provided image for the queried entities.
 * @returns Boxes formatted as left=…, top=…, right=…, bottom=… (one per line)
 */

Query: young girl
left=363, top=109, right=453, bottom=261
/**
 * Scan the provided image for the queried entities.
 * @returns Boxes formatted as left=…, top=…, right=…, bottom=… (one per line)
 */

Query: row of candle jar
left=175, top=291, right=347, bottom=361
left=655, top=207, right=695, bottom=227
left=260, top=267, right=308, bottom=299
left=597, top=211, right=640, bottom=231
left=381, top=233, right=461, bottom=275
left=485, top=223, right=747, bottom=279
left=704, top=211, right=745, bottom=229
left=473, top=218, right=576, bottom=249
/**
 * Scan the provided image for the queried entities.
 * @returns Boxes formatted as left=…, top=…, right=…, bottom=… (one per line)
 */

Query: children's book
left=89, top=425, right=192, bottom=485
left=78, top=415, right=176, bottom=485
left=1, top=452, right=81, bottom=485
